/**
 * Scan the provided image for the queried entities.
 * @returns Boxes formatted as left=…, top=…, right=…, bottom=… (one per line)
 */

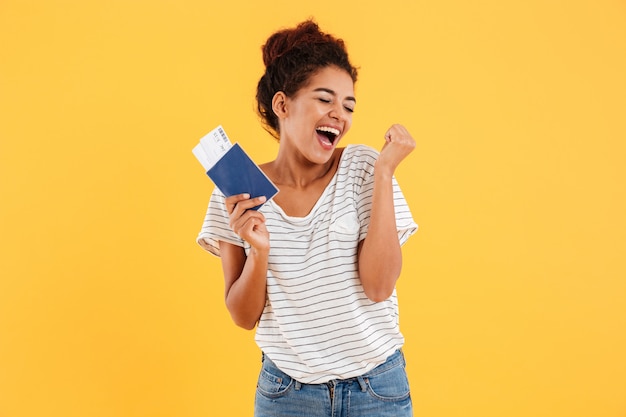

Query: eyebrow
left=313, top=87, right=357, bottom=104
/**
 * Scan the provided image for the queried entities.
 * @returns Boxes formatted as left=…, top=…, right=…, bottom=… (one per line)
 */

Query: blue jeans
left=254, top=350, right=413, bottom=417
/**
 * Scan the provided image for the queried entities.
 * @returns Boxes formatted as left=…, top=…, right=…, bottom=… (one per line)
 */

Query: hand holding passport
left=192, top=126, right=279, bottom=210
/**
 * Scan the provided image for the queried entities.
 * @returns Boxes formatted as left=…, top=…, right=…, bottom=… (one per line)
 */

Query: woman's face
left=278, top=66, right=356, bottom=164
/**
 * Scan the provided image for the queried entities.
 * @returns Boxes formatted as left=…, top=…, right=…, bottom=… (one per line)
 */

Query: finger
left=384, top=124, right=404, bottom=142
left=224, top=193, right=251, bottom=214
left=225, top=194, right=267, bottom=216
left=387, top=123, right=409, bottom=135
left=230, top=205, right=267, bottom=233
left=384, top=125, right=414, bottom=149
left=232, top=211, right=266, bottom=238
left=384, top=128, right=394, bottom=142
left=229, top=199, right=265, bottom=234
left=235, top=195, right=267, bottom=213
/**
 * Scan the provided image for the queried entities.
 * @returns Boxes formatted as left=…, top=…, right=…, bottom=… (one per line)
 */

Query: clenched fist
left=376, top=124, right=416, bottom=177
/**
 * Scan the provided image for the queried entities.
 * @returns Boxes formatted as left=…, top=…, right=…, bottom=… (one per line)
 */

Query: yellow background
left=1, top=1, right=625, bottom=416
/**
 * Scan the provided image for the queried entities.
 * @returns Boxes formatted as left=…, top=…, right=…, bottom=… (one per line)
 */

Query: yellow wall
left=1, top=1, right=625, bottom=416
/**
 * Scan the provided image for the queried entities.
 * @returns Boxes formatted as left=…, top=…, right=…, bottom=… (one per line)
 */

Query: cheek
left=344, top=117, right=353, bottom=132
left=291, top=103, right=323, bottom=125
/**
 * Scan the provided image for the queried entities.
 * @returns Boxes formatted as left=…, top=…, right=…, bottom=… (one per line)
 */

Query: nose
left=329, top=102, right=346, bottom=121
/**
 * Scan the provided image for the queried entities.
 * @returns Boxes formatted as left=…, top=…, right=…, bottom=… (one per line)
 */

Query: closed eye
left=317, top=97, right=354, bottom=113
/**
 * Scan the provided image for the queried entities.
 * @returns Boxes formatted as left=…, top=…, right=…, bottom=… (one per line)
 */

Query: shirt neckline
left=267, top=145, right=353, bottom=222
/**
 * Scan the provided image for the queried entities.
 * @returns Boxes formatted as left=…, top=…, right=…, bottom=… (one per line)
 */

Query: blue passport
left=193, top=126, right=278, bottom=210
left=207, top=143, right=279, bottom=210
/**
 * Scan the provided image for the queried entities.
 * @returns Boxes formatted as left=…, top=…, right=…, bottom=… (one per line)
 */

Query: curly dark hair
left=256, top=20, right=358, bottom=140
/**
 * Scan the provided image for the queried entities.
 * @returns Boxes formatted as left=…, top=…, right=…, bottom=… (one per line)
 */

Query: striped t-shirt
left=197, top=144, right=417, bottom=384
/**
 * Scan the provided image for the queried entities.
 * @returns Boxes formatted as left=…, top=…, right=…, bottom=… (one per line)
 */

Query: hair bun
left=262, top=20, right=334, bottom=67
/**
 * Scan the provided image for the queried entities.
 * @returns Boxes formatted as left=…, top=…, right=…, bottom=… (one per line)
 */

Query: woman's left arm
left=358, top=124, right=416, bottom=302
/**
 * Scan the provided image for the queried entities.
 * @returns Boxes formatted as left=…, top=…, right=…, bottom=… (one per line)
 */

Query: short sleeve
left=390, top=177, right=418, bottom=246
left=351, top=146, right=418, bottom=245
left=196, top=187, right=245, bottom=257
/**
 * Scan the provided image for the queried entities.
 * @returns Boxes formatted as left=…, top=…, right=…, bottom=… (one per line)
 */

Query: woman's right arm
left=219, top=194, right=270, bottom=330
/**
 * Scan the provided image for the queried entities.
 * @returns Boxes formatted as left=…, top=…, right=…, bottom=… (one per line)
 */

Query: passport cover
left=207, top=143, right=278, bottom=210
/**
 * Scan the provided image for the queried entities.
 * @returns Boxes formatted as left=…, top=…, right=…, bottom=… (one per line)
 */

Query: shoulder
left=334, top=145, right=379, bottom=189
left=340, top=144, right=379, bottom=170
left=342, top=144, right=379, bottom=160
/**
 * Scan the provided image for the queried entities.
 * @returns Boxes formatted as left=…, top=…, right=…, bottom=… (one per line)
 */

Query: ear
left=272, top=91, right=288, bottom=119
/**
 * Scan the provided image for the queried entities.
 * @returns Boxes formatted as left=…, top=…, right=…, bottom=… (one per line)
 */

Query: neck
left=271, top=143, right=340, bottom=189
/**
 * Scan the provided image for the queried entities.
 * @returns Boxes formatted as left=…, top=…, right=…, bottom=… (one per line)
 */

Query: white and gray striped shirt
left=197, top=144, right=417, bottom=383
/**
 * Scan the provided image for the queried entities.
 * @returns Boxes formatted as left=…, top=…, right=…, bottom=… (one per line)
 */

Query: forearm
left=358, top=170, right=402, bottom=302
left=224, top=247, right=269, bottom=330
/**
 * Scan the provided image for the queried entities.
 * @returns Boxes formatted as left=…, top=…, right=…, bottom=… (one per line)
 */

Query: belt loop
left=295, top=380, right=302, bottom=391
left=356, top=376, right=368, bottom=392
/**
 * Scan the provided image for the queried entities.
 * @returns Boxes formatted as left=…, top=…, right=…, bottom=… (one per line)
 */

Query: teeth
left=316, top=126, right=340, bottom=136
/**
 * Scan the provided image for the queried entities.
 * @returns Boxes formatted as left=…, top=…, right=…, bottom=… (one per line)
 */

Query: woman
left=198, top=20, right=418, bottom=417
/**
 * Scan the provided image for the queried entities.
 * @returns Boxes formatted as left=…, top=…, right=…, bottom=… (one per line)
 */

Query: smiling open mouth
left=316, top=126, right=340, bottom=144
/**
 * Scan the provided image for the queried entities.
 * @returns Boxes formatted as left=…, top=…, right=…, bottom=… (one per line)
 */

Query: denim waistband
left=261, top=349, right=405, bottom=386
